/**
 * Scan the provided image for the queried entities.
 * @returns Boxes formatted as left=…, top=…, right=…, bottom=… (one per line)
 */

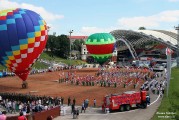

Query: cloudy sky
left=1, top=0, right=179, bottom=35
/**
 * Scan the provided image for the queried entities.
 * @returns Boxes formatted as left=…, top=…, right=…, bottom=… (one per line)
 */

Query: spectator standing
left=22, top=104, right=27, bottom=115
left=81, top=102, right=85, bottom=113
left=93, top=99, right=96, bottom=107
left=73, top=108, right=77, bottom=119
left=76, top=108, right=79, bottom=119
left=26, top=104, right=30, bottom=114
left=85, top=99, right=89, bottom=108
left=19, top=102, right=23, bottom=112
left=68, top=97, right=71, bottom=106
left=73, top=98, right=76, bottom=106
left=61, top=97, right=64, bottom=105
left=12, top=101, right=16, bottom=113
left=71, top=104, right=75, bottom=114
left=162, top=87, right=165, bottom=95
left=7, top=101, right=11, bottom=113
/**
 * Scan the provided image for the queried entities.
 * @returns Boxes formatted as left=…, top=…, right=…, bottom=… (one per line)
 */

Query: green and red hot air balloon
left=85, top=33, right=116, bottom=65
left=0, top=8, right=48, bottom=88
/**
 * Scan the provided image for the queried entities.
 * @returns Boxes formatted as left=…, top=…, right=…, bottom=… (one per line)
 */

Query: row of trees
left=46, top=35, right=84, bottom=59
left=45, top=27, right=146, bottom=58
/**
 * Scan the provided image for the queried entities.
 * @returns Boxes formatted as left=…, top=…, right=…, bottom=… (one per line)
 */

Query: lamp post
left=69, top=30, right=73, bottom=69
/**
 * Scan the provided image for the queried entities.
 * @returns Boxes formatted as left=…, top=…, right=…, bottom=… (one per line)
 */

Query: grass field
left=0, top=65, right=5, bottom=71
left=31, top=61, right=49, bottom=69
left=152, top=67, right=179, bottom=120
left=39, top=51, right=86, bottom=65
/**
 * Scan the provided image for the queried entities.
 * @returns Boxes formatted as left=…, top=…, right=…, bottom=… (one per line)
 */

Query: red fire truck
left=102, top=91, right=150, bottom=112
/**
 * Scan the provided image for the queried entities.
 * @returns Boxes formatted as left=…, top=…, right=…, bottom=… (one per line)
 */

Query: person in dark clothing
left=73, top=98, right=76, bottom=106
left=162, top=88, right=164, bottom=94
left=68, top=97, right=71, bottom=106
left=71, top=104, right=75, bottom=114
left=61, top=97, right=64, bottom=105
left=146, top=95, right=150, bottom=105
left=76, top=108, right=79, bottom=119
left=26, top=104, right=30, bottom=114
left=81, top=102, right=85, bottom=113
left=73, top=109, right=77, bottom=119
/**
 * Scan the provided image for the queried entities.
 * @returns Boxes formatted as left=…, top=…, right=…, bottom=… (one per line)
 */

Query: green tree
left=138, top=27, right=146, bottom=30
left=46, top=34, right=70, bottom=58
left=46, top=35, right=55, bottom=52
left=54, top=35, right=70, bottom=58
left=46, top=35, right=57, bottom=57
left=72, top=39, right=85, bottom=52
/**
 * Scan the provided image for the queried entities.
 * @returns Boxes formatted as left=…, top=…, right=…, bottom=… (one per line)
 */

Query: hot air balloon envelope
left=85, top=33, right=116, bottom=65
left=0, top=8, right=48, bottom=81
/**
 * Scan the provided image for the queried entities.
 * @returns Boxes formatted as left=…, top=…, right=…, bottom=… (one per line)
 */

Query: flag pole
left=166, top=47, right=172, bottom=97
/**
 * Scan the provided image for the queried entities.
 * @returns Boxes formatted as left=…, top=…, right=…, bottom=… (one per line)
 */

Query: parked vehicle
left=102, top=91, right=150, bottom=112
left=153, top=64, right=165, bottom=71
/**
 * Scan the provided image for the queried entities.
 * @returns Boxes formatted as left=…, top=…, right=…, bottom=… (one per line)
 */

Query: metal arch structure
left=110, top=30, right=179, bottom=59
left=115, top=38, right=138, bottom=60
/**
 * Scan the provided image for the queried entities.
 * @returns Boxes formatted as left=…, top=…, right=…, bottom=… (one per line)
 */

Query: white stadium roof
left=136, top=30, right=178, bottom=45
left=110, top=29, right=178, bottom=59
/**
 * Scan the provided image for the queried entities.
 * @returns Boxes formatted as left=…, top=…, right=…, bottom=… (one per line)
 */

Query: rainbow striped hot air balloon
left=85, top=33, right=116, bottom=65
left=0, top=8, right=48, bottom=87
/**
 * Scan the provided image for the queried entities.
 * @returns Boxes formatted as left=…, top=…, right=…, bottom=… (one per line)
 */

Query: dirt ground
left=0, top=68, right=143, bottom=107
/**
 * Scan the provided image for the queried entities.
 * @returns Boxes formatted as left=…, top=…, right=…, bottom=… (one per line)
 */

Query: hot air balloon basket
left=22, top=82, right=28, bottom=89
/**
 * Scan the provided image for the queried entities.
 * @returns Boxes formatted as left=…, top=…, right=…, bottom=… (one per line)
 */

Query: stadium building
left=111, top=30, right=178, bottom=61
left=81, top=29, right=178, bottom=64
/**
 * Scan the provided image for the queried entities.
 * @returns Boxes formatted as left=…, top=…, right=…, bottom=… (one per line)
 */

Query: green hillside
left=0, top=52, right=86, bottom=71
left=39, top=52, right=86, bottom=65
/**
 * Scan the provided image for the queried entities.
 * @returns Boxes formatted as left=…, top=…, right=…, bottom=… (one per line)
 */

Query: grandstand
left=110, top=29, right=178, bottom=61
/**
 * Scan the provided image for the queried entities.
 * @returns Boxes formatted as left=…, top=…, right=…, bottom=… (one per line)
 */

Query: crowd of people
left=0, top=92, right=64, bottom=119
left=59, top=66, right=154, bottom=88
left=140, top=70, right=166, bottom=97
left=67, top=97, right=94, bottom=119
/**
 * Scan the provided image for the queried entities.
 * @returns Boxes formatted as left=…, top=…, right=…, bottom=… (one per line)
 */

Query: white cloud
left=168, top=0, right=179, bottom=2
left=0, top=0, right=64, bottom=23
left=78, top=10, right=179, bottom=35
left=79, top=26, right=118, bottom=35
left=117, top=10, right=179, bottom=29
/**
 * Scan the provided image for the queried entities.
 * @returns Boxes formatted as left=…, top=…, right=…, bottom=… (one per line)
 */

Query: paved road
left=54, top=93, right=162, bottom=120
